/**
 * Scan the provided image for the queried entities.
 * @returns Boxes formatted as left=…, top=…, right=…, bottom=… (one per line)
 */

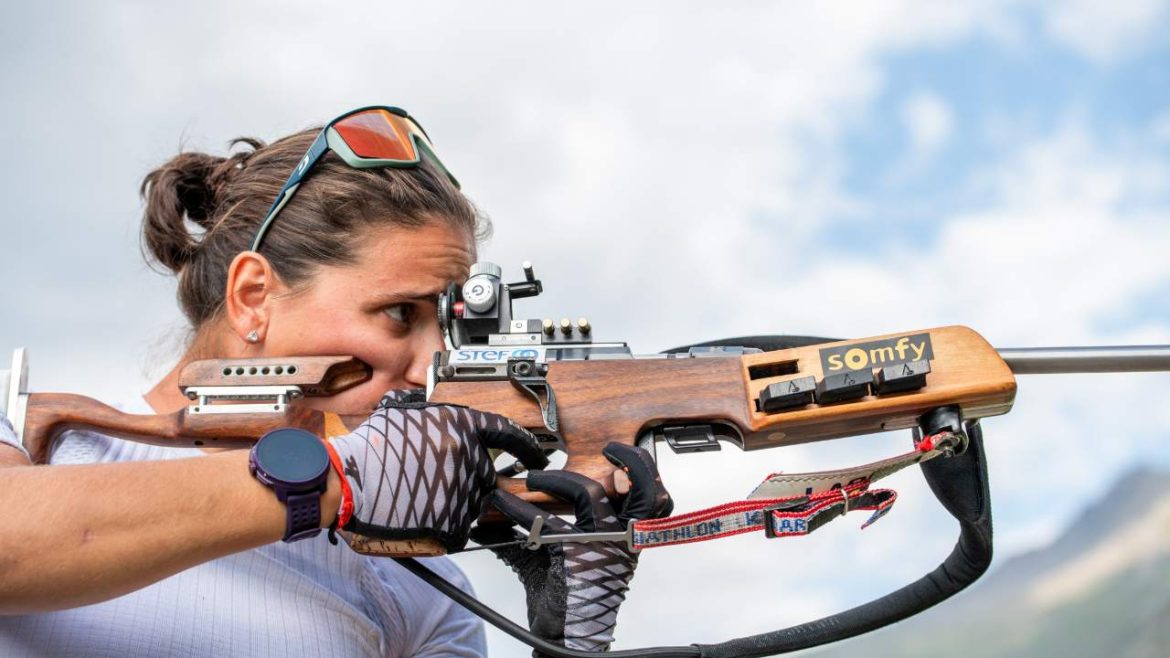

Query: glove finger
left=604, top=443, right=675, bottom=522
left=488, top=489, right=576, bottom=534
left=526, top=470, right=620, bottom=532
left=474, top=412, right=550, bottom=471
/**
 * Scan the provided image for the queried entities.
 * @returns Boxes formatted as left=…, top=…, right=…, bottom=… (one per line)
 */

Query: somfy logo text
left=819, top=333, right=933, bottom=372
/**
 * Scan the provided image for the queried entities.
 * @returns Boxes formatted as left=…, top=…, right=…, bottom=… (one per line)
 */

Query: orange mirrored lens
left=332, top=109, right=421, bottom=160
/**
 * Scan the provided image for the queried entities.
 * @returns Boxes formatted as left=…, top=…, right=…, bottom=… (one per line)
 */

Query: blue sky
left=830, top=23, right=1170, bottom=253
left=1, top=1, right=1169, bottom=653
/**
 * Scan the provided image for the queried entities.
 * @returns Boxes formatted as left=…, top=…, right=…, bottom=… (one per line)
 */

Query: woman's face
left=259, top=220, right=474, bottom=415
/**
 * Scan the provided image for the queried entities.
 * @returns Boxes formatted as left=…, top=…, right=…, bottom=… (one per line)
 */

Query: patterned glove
left=471, top=443, right=673, bottom=655
left=327, top=390, right=549, bottom=552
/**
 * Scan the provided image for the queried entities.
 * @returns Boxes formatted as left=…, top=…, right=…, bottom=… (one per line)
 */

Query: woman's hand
left=470, top=443, right=673, bottom=655
left=326, top=390, right=550, bottom=552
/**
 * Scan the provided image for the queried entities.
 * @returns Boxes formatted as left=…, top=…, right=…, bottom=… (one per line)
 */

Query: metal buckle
left=520, top=515, right=636, bottom=552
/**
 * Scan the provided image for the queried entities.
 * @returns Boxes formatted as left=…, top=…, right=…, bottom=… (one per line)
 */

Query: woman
left=0, top=106, right=670, bottom=656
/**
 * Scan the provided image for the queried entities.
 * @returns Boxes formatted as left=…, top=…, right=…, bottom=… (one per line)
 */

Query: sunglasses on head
left=250, top=105, right=459, bottom=252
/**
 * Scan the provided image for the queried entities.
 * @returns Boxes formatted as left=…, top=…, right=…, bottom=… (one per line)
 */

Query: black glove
left=471, top=443, right=673, bottom=654
left=327, top=390, right=549, bottom=552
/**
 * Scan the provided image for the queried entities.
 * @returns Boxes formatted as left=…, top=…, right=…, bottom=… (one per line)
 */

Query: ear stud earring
left=245, top=330, right=260, bottom=344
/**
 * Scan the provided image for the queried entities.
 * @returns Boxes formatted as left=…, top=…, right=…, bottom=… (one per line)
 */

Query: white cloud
left=902, top=90, right=955, bottom=161
left=1037, top=0, right=1170, bottom=64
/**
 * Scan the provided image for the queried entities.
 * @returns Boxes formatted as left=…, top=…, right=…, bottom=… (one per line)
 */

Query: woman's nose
left=404, top=325, right=446, bottom=388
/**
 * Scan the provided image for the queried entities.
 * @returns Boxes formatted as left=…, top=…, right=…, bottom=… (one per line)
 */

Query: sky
left=1, top=0, right=1169, bottom=654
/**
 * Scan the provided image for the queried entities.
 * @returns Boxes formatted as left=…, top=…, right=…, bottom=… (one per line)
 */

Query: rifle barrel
left=997, top=345, right=1170, bottom=374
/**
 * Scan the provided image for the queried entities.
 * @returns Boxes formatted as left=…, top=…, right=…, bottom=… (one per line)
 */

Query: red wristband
left=323, top=439, right=355, bottom=531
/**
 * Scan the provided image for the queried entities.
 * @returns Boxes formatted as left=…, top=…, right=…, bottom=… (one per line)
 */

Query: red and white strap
left=627, top=431, right=959, bottom=551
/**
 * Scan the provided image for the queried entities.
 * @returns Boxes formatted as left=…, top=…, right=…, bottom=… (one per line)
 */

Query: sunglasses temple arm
left=250, top=187, right=295, bottom=251
left=412, top=136, right=460, bottom=189
left=250, top=130, right=331, bottom=252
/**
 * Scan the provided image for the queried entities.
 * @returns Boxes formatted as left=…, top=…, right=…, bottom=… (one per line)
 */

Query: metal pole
left=998, top=345, right=1170, bottom=374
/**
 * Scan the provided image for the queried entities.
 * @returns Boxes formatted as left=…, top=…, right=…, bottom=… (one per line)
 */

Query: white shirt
left=0, top=401, right=487, bottom=658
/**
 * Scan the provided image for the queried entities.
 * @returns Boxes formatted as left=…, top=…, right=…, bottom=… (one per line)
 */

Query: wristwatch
left=248, top=428, right=331, bottom=542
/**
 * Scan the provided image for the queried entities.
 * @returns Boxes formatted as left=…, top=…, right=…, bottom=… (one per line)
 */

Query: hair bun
left=139, top=138, right=263, bottom=274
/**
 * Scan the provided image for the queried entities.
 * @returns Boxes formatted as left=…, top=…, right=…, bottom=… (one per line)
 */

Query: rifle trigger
left=662, top=424, right=721, bottom=454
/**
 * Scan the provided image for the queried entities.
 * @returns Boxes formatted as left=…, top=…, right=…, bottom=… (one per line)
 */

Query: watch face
left=254, top=428, right=330, bottom=485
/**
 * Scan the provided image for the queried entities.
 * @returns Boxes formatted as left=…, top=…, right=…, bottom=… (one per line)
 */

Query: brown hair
left=140, top=128, right=486, bottom=330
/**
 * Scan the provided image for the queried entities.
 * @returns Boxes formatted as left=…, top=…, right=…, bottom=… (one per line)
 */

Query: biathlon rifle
left=4, top=260, right=1170, bottom=657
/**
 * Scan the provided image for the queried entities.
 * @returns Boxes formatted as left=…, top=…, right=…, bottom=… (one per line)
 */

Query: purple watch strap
left=285, top=492, right=323, bottom=542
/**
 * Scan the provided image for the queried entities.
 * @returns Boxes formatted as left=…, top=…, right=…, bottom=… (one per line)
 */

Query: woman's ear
left=224, top=251, right=279, bottom=347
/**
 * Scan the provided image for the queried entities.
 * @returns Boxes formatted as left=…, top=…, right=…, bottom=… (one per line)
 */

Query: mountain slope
left=811, top=468, right=1170, bottom=658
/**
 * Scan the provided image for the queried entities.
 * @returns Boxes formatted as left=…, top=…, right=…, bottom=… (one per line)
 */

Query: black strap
left=664, top=335, right=842, bottom=354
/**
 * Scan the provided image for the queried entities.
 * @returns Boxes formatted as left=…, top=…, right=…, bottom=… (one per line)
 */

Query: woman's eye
left=384, top=304, right=413, bottom=324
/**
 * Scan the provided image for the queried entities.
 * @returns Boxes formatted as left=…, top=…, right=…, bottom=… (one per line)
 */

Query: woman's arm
left=0, top=449, right=341, bottom=615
